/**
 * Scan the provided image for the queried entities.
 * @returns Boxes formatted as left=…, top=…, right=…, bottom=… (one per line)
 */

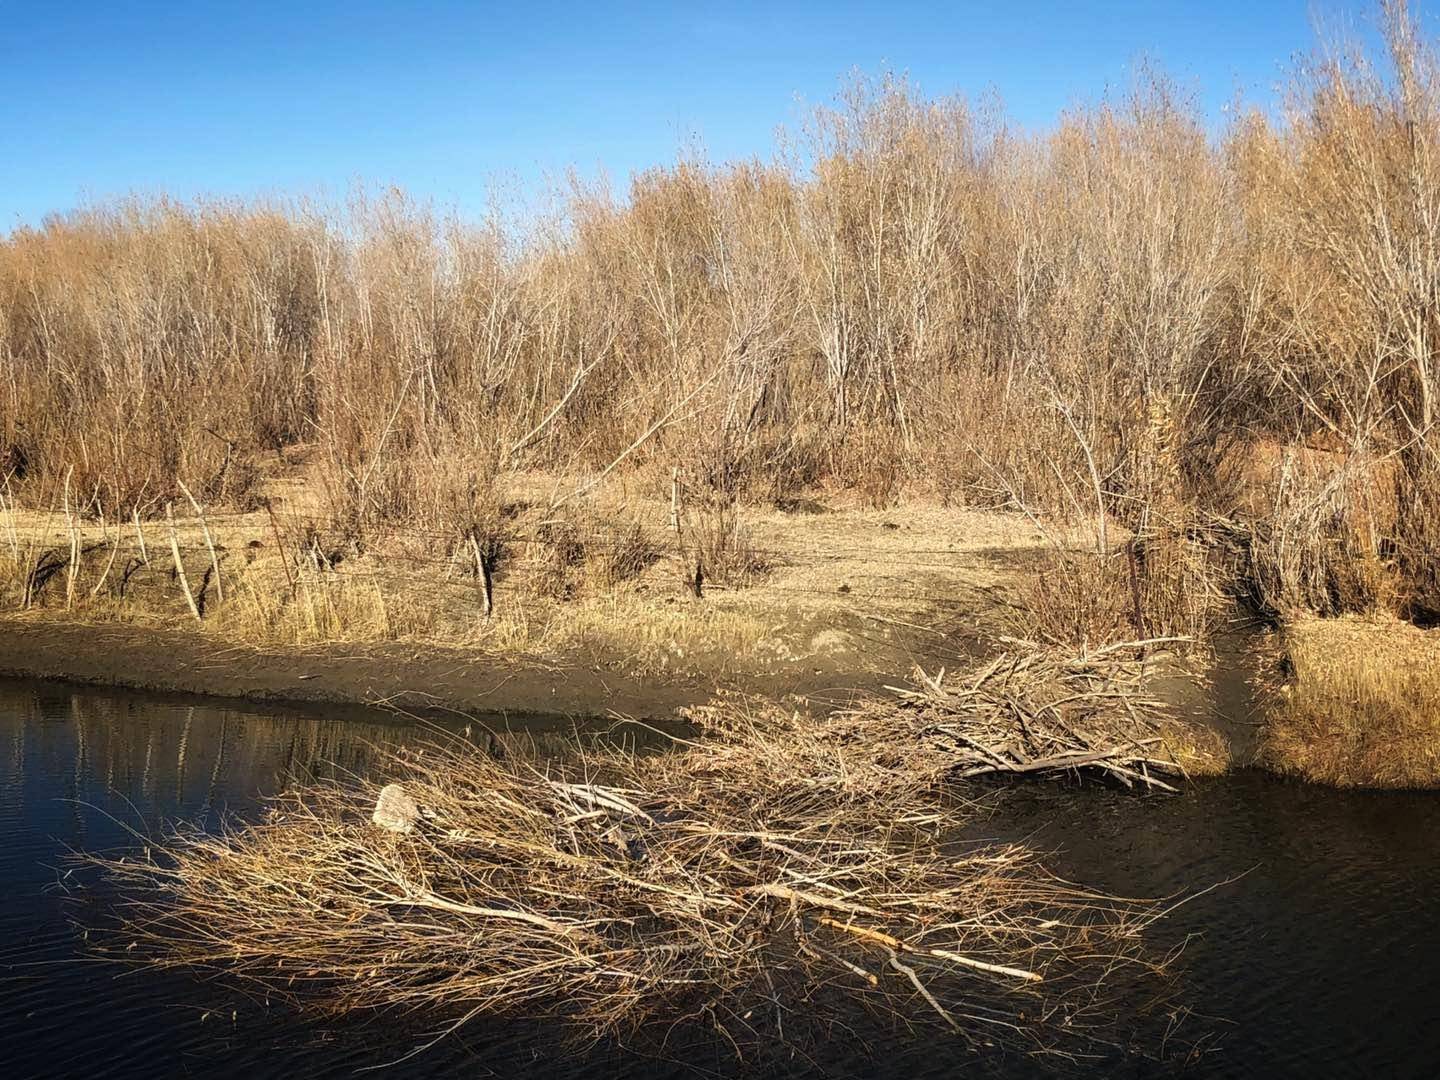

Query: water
left=2, top=678, right=1439, bottom=1079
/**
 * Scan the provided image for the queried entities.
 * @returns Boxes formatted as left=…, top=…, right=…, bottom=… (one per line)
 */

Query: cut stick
left=265, top=503, right=298, bottom=600
left=177, top=480, right=223, bottom=604
left=815, top=915, right=1042, bottom=983
left=90, top=515, right=121, bottom=598
left=62, top=466, right=78, bottom=609
left=167, top=502, right=201, bottom=621
left=131, top=505, right=149, bottom=564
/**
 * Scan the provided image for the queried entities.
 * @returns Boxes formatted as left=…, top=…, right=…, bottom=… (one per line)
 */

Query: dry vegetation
left=1262, top=614, right=1440, bottom=787
left=0, top=6, right=1435, bottom=638
left=3, top=11, right=1437, bottom=766
left=97, top=649, right=1207, bottom=1062
left=54, top=6, right=1440, bottom=1066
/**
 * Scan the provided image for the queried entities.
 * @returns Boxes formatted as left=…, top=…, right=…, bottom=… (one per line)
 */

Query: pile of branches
left=96, top=690, right=1172, bottom=1060
left=857, top=641, right=1220, bottom=793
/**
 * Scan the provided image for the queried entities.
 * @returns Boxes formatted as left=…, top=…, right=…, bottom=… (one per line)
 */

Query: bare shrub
left=1016, top=534, right=1225, bottom=651
left=1246, top=448, right=1403, bottom=618
left=681, top=501, right=769, bottom=591
left=2, top=7, right=1439, bottom=626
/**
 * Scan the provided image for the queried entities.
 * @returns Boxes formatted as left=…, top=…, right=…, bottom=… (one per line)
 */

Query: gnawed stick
left=90, top=516, right=121, bottom=598
left=177, top=480, right=223, bottom=604
left=166, top=503, right=201, bottom=622
left=816, top=915, right=1043, bottom=984
left=62, top=466, right=78, bottom=609
left=131, top=505, right=149, bottom=564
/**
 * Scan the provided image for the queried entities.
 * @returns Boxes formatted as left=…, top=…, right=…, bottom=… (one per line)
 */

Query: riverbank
left=0, top=617, right=714, bottom=719
left=1262, top=614, right=1440, bottom=789
left=4, top=469, right=1436, bottom=789
left=0, top=476, right=1048, bottom=715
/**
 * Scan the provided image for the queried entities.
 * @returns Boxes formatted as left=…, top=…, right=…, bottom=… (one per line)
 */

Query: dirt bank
left=1, top=481, right=1040, bottom=716
left=0, top=617, right=922, bottom=720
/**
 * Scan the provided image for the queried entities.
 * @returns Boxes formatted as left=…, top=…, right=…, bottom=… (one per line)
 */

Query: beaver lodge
left=94, top=643, right=1222, bottom=1061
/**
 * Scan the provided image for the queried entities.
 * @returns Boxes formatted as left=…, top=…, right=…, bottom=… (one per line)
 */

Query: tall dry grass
left=1262, top=613, right=1440, bottom=787
left=2, top=3, right=1438, bottom=628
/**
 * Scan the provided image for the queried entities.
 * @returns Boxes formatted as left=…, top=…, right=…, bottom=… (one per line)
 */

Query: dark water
left=2, top=679, right=1438, bottom=1079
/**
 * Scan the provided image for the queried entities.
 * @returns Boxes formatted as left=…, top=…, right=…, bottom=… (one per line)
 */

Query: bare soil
left=0, top=467, right=1056, bottom=717
left=0, top=610, right=994, bottom=719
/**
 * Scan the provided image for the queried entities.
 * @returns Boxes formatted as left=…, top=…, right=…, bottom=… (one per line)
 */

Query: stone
left=372, top=783, right=421, bottom=833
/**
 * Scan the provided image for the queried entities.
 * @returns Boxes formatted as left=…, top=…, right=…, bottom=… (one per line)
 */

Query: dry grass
left=0, top=6, right=1434, bottom=643
left=1261, top=614, right=1440, bottom=788
left=0, top=475, right=1049, bottom=682
left=94, top=653, right=1198, bottom=1060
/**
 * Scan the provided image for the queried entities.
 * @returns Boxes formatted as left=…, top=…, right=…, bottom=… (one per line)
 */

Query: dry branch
left=92, top=674, right=1176, bottom=1059
left=873, top=645, right=1204, bottom=792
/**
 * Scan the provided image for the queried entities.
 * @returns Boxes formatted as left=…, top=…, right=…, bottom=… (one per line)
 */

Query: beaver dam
left=8, top=673, right=1440, bottom=1077
left=89, top=644, right=1225, bottom=1068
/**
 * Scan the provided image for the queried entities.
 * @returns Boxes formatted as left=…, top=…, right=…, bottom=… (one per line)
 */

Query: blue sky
left=0, top=1, right=1398, bottom=228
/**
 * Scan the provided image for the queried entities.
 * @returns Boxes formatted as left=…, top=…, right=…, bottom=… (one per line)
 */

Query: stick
left=815, top=915, right=1042, bottom=983
left=669, top=467, right=681, bottom=534
left=167, top=503, right=202, bottom=622
left=90, top=515, right=121, bottom=598
left=888, top=949, right=960, bottom=1031
left=264, top=503, right=298, bottom=600
left=1, top=471, right=18, bottom=561
left=177, top=480, right=223, bottom=604
left=470, top=534, right=494, bottom=618
left=131, top=505, right=149, bottom=565
left=549, top=365, right=722, bottom=510
left=63, top=466, right=78, bottom=609
left=507, top=356, right=600, bottom=459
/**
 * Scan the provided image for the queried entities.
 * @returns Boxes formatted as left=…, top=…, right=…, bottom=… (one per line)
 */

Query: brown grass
left=1261, top=613, right=1440, bottom=788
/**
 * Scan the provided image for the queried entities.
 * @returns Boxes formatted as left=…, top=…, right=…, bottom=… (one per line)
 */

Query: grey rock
left=372, top=783, right=421, bottom=833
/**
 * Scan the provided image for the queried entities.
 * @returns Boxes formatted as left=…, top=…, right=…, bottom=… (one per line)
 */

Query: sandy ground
left=0, top=462, right=1056, bottom=716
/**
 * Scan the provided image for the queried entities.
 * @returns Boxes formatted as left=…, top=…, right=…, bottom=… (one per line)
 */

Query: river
left=1, top=678, right=1437, bottom=1079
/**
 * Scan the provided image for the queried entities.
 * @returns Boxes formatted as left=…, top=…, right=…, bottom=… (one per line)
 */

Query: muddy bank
left=0, top=618, right=896, bottom=719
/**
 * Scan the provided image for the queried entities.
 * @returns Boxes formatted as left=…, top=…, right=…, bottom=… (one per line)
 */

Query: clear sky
left=0, top=1, right=1399, bottom=228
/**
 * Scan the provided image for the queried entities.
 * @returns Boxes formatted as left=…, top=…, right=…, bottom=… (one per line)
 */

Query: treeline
left=2, top=5, right=1437, bottom=621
